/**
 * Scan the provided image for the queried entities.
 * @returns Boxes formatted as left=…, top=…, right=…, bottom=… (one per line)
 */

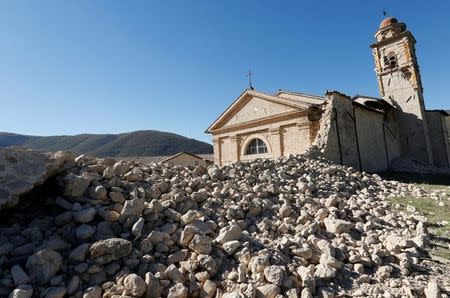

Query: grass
left=383, top=171, right=450, bottom=261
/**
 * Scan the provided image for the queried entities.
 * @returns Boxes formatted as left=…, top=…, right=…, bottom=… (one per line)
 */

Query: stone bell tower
left=371, top=17, right=433, bottom=164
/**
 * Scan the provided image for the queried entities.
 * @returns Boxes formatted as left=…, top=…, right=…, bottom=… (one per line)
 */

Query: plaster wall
left=219, top=137, right=239, bottom=165
left=223, top=95, right=295, bottom=127
left=213, top=114, right=317, bottom=166
left=281, top=124, right=310, bottom=156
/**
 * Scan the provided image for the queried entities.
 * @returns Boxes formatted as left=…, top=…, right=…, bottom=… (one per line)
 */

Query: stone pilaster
left=229, top=135, right=240, bottom=162
left=269, top=128, right=283, bottom=158
left=213, top=138, right=221, bottom=166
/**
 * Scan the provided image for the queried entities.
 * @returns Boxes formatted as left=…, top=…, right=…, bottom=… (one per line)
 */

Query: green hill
left=0, top=130, right=213, bottom=157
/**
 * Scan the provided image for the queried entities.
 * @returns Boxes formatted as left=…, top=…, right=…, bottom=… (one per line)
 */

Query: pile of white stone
left=0, top=149, right=448, bottom=298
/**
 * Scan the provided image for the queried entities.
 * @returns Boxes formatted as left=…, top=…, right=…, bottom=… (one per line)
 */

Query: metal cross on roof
left=247, top=70, right=254, bottom=90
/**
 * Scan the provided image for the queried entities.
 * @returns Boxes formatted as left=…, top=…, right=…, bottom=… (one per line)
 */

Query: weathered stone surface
left=201, top=279, right=216, bottom=298
left=222, top=240, right=240, bottom=255
left=113, top=160, right=131, bottom=177
left=123, top=273, right=146, bottom=297
left=64, top=173, right=90, bottom=198
left=109, top=191, right=125, bottom=203
left=189, top=235, right=212, bottom=254
left=69, top=243, right=90, bottom=263
left=11, top=264, right=29, bottom=286
left=263, top=265, right=285, bottom=286
left=8, top=285, right=33, bottom=298
left=168, top=283, right=188, bottom=298
left=167, top=249, right=189, bottom=264
left=144, top=272, right=163, bottom=298
left=83, top=286, right=102, bottom=298
left=74, top=207, right=96, bottom=223
left=124, top=167, right=144, bottom=182
left=67, top=275, right=80, bottom=295
left=120, top=197, right=145, bottom=219
left=256, top=284, right=280, bottom=298
left=0, top=148, right=74, bottom=210
left=44, top=287, right=66, bottom=298
left=424, top=280, right=441, bottom=298
left=76, top=224, right=95, bottom=239
left=215, top=224, right=242, bottom=244
left=89, top=238, right=132, bottom=264
left=88, top=185, right=107, bottom=200
left=26, top=249, right=62, bottom=285
left=323, top=218, right=353, bottom=234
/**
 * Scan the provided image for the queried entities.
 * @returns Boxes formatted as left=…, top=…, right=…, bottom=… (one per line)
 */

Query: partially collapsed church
left=206, top=17, right=450, bottom=172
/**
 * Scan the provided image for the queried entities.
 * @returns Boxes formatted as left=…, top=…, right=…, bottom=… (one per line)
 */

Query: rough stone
left=263, top=265, right=285, bottom=286
left=189, top=235, right=212, bottom=254
left=256, top=284, right=280, bottom=298
left=0, top=148, right=74, bottom=210
left=89, top=238, right=132, bottom=264
left=26, top=249, right=62, bottom=285
left=83, top=286, right=102, bottom=298
left=168, top=283, right=188, bottom=298
left=11, top=264, right=29, bottom=286
left=64, top=173, right=91, bottom=198
left=123, top=273, right=147, bottom=297
left=74, top=207, right=96, bottom=223
left=323, top=218, right=353, bottom=234
left=215, top=224, right=242, bottom=244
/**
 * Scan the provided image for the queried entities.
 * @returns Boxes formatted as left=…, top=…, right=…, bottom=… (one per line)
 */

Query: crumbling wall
left=313, top=92, right=359, bottom=170
left=313, top=92, right=402, bottom=172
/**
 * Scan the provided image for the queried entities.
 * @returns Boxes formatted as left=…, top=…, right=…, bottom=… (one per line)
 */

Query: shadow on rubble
left=0, top=177, right=64, bottom=226
left=379, top=171, right=450, bottom=186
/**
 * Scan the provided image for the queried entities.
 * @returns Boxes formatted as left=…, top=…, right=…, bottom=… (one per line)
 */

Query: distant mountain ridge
left=0, top=130, right=213, bottom=157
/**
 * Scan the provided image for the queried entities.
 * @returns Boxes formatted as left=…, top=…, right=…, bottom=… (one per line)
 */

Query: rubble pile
left=0, top=148, right=449, bottom=298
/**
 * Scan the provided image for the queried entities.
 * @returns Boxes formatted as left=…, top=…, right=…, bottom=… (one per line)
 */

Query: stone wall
left=446, top=116, right=450, bottom=144
left=426, top=111, right=450, bottom=168
left=355, top=108, right=388, bottom=172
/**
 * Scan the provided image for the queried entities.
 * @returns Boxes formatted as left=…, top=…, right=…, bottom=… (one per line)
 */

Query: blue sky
left=1, top=1, right=449, bottom=143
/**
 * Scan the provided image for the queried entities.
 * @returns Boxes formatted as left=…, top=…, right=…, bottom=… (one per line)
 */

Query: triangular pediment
left=206, top=89, right=304, bottom=133
left=275, top=90, right=324, bottom=105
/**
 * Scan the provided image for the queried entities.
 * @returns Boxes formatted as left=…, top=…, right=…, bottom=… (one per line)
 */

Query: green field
left=382, top=172, right=450, bottom=261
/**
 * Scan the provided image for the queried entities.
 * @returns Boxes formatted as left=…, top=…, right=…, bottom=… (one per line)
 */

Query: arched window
left=245, top=138, right=268, bottom=155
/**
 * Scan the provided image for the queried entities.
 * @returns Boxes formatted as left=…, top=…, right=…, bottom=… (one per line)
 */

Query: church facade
left=206, top=17, right=450, bottom=172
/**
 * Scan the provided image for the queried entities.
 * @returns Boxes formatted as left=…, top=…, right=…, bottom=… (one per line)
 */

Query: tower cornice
left=370, top=31, right=416, bottom=48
